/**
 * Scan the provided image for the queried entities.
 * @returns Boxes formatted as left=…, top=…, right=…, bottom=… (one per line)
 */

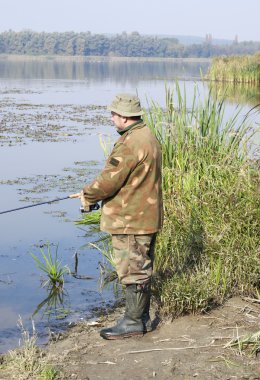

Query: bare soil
left=43, top=297, right=260, bottom=380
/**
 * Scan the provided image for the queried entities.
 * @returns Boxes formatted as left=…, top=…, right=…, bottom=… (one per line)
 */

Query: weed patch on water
left=0, top=101, right=111, bottom=146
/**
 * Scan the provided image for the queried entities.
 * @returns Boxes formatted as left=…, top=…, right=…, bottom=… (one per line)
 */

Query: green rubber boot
left=142, top=282, right=152, bottom=332
left=100, top=284, right=149, bottom=340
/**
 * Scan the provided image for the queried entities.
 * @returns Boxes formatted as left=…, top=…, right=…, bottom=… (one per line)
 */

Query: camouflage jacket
left=82, top=121, right=163, bottom=234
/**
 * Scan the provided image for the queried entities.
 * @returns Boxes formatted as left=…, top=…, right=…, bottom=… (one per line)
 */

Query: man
left=71, top=93, right=163, bottom=340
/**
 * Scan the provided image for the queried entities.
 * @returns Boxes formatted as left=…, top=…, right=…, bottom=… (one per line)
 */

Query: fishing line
left=0, top=196, right=70, bottom=215
left=0, top=196, right=100, bottom=215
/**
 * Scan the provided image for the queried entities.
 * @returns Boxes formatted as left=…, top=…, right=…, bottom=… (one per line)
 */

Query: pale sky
left=0, top=0, right=259, bottom=42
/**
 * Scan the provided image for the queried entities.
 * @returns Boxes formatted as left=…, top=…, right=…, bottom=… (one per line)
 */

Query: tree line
left=0, top=30, right=259, bottom=58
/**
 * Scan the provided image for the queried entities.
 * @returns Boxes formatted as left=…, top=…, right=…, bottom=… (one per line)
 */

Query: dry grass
left=0, top=317, right=62, bottom=380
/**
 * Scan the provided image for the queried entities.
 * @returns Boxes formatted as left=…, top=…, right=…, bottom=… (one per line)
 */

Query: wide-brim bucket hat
left=107, top=93, right=144, bottom=117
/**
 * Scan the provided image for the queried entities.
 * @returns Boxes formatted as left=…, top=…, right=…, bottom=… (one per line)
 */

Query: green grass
left=225, top=330, right=260, bottom=357
left=31, top=244, right=70, bottom=318
left=75, top=209, right=101, bottom=226
left=207, top=53, right=260, bottom=83
left=37, top=365, right=61, bottom=380
left=144, top=83, right=259, bottom=316
left=31, top=244, right=69, bottom=288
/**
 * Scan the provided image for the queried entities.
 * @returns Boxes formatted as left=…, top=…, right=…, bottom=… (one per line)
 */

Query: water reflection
left=208, top=81, right=260, bottom=107
left=0, top=58, right=210, bottom=82
left=32, top=284, right=70, bottom=320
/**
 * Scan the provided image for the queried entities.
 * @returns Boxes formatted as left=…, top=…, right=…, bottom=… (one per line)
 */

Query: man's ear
left=122, top=116, right=128, bottom=125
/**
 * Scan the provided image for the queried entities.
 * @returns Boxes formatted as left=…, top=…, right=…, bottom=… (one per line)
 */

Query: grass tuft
left=31, top=243, right=69, bottom=288
left=225, top=330, right=260, bottom=357
left=0, top=316, right=61, bottom=380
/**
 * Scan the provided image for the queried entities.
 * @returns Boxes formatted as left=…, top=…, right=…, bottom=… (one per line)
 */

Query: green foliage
left=31, top=244, right=70, bottom=319
left=75, top=209, right=101, bottom=226
left=37, top=365, right=61, bottom=380
left=0, top=30, right=260, bottom=57
left=207, top=53, right=260, bottom=83
left=31, top=244, right=69, bottom=288
left=145, top=84, right=260, bottom=316
left=76, top=216, right=118, bottom=289
left=0, top=30, right=179, bottom=57
left=89, top=240, right=119, bottom=291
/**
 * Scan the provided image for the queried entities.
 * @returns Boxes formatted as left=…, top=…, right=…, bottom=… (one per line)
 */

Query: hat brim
left=107, top=106, right=144, bottom=117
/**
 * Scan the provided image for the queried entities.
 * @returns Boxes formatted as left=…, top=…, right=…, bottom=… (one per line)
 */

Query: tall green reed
left=207, top=53, right=260, bottom=84
left=145, top=83, right=259, bottom=316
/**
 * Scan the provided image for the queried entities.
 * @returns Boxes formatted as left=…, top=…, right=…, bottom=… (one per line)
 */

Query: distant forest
left=0, top=31, right=259, bottom=58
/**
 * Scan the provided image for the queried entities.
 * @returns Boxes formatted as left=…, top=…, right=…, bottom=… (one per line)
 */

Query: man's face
left=111, top=112, right=126, bottom=131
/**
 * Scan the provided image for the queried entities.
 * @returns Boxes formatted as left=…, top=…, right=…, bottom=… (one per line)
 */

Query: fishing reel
left=80, top=202, right=100, bottom=213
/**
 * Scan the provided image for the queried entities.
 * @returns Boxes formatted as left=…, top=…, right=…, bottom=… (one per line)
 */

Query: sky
left=0, top=0, right=259, bottom=42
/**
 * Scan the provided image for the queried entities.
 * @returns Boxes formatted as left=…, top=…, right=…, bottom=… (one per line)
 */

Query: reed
left=145, top=83, right=259, bottom=316
left=31, top=244, right=69, bottom=288
left=75, top=209, right=101, bottom=226
left=207, top=53, right=260, bottom=84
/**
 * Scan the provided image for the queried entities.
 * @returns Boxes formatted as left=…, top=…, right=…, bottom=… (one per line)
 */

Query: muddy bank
left=46, top=297, right=260, bottom=379
left=1, top=297, right=259, bottom=380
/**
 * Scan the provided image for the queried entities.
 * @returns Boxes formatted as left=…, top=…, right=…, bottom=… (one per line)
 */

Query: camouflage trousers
left=111, top=234, right=156, bottom=285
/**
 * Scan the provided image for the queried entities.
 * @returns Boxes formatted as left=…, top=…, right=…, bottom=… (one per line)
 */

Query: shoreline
left=0, top=54, right=211, bottom=63
left=0, top=296, right=259, bottom=379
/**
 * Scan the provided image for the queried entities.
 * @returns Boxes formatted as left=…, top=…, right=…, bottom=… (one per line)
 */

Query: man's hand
left=69, top=193, right=81, bottom=199
left=70, top=191, right=91, bottom=212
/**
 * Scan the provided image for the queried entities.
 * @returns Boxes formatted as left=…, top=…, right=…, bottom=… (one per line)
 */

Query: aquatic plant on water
left=32, top=283, right=69, bottom=319
left=31, top=244, right=69, bottom=289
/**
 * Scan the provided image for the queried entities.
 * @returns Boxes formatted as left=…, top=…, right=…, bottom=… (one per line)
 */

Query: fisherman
left=72, top=93, right=163, bottom=339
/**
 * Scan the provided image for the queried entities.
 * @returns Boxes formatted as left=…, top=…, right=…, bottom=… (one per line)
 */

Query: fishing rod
left=0, top=195, right=100, bottom=215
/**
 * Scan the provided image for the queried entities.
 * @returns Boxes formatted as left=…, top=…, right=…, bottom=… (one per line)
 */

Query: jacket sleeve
left=82, top=142, right=136, bottom=203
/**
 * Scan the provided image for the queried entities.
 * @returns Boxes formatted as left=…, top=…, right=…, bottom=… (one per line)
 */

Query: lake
left=0, top=57, right=259, bottom=353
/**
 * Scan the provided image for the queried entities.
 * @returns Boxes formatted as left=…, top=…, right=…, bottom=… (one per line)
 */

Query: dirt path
left=44, top=297, right=259, bottom=380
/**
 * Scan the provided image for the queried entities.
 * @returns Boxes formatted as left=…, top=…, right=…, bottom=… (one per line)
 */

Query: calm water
left=0, top=58, right=259, bottom=353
